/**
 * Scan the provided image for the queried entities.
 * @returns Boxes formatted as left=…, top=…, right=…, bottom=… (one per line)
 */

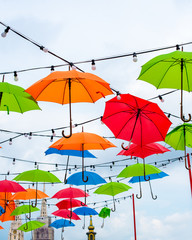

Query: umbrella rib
left=62, top=80, right=67, bottom=105
left=31, top=80, right=52, bottom=100
left=13, top=95, right=23, bottom=113
left=183, top=61, right=190, bottom=91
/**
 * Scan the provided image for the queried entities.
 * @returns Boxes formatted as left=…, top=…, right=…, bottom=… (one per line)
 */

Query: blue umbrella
left=45, top=148, right=96, bottom=158
left=73, top=207, right=98, bottom=229
left=129, top=171, right=169, bottom=200
left=128, top=171, right=169, bottom=183
left=49, top=219, right=75, bottom=229
left=66, top=171, right=106, bottom=186
left=45, top=148, right=96, bottom=184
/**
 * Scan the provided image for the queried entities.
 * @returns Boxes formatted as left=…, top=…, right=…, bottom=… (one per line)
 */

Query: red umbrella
left=102, top=94, right=172, bottom=147
left=56, top=199, right=87, bottom=210
left=52, top=187, right=89, bottom=199
left=117, top=142, right=170, bottom=159
left=0, top=180, right=26, bottom=193
left=52, top=209, right=81, bottom=220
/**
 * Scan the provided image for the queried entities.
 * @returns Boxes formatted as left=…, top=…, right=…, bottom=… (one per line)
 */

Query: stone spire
left=8, top=200, right=24, bottom=240
left=40, top=183, right=47, bottom=218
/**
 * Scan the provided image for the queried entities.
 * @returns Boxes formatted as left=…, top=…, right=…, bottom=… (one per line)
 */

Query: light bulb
left=50, top=136, right=53, bottom=142
left=117, top=94, right=121, bottom=100
left=133, top=52, right=138, bottom=62
left=1, top=27, right=10, bottom=38
left=158, top=95, right=164, bottom=102
left=43, top=47, right=48, bottom=53
left=91, top=60, right=96, bottom=70
left=9, top=139, right=12, bottom=145
left=14, top=71, right=18, bottom=81
left=72, top=65, right=76, bottom=70
left=28, top=132, right=32, bottom=140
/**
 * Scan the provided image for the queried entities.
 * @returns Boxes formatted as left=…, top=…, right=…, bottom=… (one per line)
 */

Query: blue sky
left=0, top=1, right=192, bottom=239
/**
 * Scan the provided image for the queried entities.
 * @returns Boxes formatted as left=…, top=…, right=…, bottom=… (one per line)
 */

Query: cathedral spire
left=40, top=183, right=47, bottom=217
left=86, top=215, right=96, bottom=240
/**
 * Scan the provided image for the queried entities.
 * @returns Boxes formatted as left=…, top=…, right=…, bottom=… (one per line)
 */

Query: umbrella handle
left=82, top=215, right=85, bottom=229
left=24, top=217, right=28, bottom=230
left=82, top=151, right=88, bottom=183
left=185, top=153, right=191, bottom=170
left=64, top=156, right=70, bottom=184
left=180, top=110, right=191, bottom=123
left=67, top=210, right=73, bottom=220
left=143, top=159, right=150, bottom=181
left=62, top=78, right=72, bottom=138
left=148, top=180, right=157, bottom=200
left=111, top=196, right=116, bottom=212
left=101, top=218, right=104, bottom=228
left=136, top=177, right=142, bottom=199
left=121, top=142, right=129, bottom=150
left=32, top=182, right=38, bottom=208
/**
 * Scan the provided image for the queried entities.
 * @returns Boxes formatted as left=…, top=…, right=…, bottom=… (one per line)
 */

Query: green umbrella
left=165, top=123, right=192, bottom=169
left=94, top=182, right=131, bottom=212
left=13, top=169, right=61, bottom=207
left=117, top=163, right=161, bottom=199
left=0, top=81, right=41, bottom=114
left=138, top=50, right=192, bottom=122
left=18, top=220, right=45, bottom=232
left=99, top=207, right=111, bottom=228
left=10, top=204, right=39, bottom=216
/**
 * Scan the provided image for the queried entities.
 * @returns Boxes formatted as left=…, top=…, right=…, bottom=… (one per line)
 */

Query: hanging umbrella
left=117, top=142, right=170, bottom=159
left=11, top=188, right=49, bottom=200
left=45, top=148, right=96, bottom=183
left=99, top=207, right=111, bottom=228
left=101, top=93, right=172, bottom=148
left=10, top=204, right=39, bottom=216
left=50, top=219, right=75, bottom=240
left=117, top=163, right=161, bottom=199
left=129, top=171, right=169, bottom=200
left=56, top=198, right=87, bottom=210
left=0, top=192, right=15, bottom=222
left=26, top=69, right=114, bottom=137
left=138, top=50, right=192, bottom=122
left=18, top=220, right=45, bottom=232
left=73, top=206, right=98, bottom=229
left=50, top=127, right=116, bottom=182
left=0, top=81, right=41, bottom=114
left=50, top=219, right=75, bottom=229
left=13, top=169, right=61, bottom=207
left=94, top=182, right=131, bottom=212
left=165, top=123, right=192, bottom=169
left=52, top=209, right=81, bottom=220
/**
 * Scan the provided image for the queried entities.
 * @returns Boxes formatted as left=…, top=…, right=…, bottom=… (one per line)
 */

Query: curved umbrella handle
left=82, top=148, right=88, bottom=183
left=32, top=182, right=38, bottom=208
left=143, top=159, right=150, bottom=181
left=24, top=217, right=28, bottom=231
left=180, top=108, right=191, bottom=123
left=67, top=210, right=73, bottom=220
left=101, top=218, right=105, bottom=228
left=148, top=180, right=157, bottom=200
left=136, top=176, right=142, bottom=199
left=62, top=78, right=73, bottom=138
left=185, top=153, right=191, bottom=170
left=121, top=142, right=129, bottom=150
left=111, top=196, right=116, bottom=212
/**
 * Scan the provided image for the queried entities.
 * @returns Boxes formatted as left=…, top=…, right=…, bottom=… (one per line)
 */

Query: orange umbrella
left=11, top=188, right=49, bottom=200
left=26, top=69, right=114, bottom=138
left=49, top=127, right=116, bottom=182
left=0, top=192, right=15, bottom=222
left=0, top=226, right=4, bottom=230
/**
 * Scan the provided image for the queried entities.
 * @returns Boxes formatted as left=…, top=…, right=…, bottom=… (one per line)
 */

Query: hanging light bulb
left=55, top=164, right=58, bottom=170
left=176, top=45, right=180, bottom=50
left=28, top=132, right=32, bottom=140
left=133, top=52, right=138, bottom=62
left=117, top=92, right=121, bottom=100
left=34, top=162, right=37, bottom=168
left=50, top=136, right=54, bottom=142
left=14, top=71, right=18, bottom=81
left=158, top=95, right=164, bottom=102
left=40, top=46, right=48, bottom=53
left=110, top=165, right=112, bottom=171
left=167, top=113, right=171, bottom=118
left=72, top=65, right=76, bottom=70
left=91, top=60, right=96, bottom=70
left=12, top=158, right=16, bottom=165
left=9, top=138, right=12, bottom=145
left=69, top=169, right=71, bottom=174
left=51, top=129, right=56, bottom=137
left=51, top=65, right=55, bottom=72
left=93, top=165, right=96, bottom=171
left=24, top=133, right=28, bottom=137
left=1, top=26, right=10, bottom=38
left=75, top=165, right=77, bottom=171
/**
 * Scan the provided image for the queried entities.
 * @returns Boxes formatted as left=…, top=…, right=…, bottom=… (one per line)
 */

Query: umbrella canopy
left=0, top=180, right=26, bottom=193
left=66, top=171, right=106, bottom=186
left=138, top=50, right=192, bottom=122
left=45, top=148, right=96, bottom=158
left=50, top=129, right=116, bottom=182
left=0, top=82, right=41, bottom=114
left=129, top=171, right=169, bottom=183
left=0, top=192, right=15, bottom=222
left=52, top=187, right=89, bottom=199
left=165, top=123, right=192, bottom=169
left=0, top=226, right=3, bottom=230
left=50, top=219, right=75, bottom=229
left=26, top=69, right=113, bottom=137
left=52, top=209, right=81, bottom=220
left=11, top=188, right=49, bottom=200
left=73, top=207, right=98, bottom=216
left=56, top=198, right=87, bottom=210
left=117, top=142, right=170, bottom=159
left=94, top=182, right=131, bottom=212
left=10, top=205, right=39, bottom=216
left=117, top=163, right=161, bottom=178
left=101, top=94, right=171, bottom=147
left=18, top=220, right=45, bottom=232
left=13, top=169, right=61, bottom=183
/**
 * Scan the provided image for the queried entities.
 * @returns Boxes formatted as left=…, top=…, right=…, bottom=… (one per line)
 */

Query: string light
left=158, top=95, right=164, bottom=102
left=12, top=158, right=15, bottom=165
left=51, top=129, right=56, bottom=137
left=168, top=113, right=171, bottom=118
left=51, top=65, right=55, bottom=71
left=69, top=169, right=71, bottom=174
left=55, top=164, right=58, bottom=170
left=28, top=132, right=32, bottom=140
left=50, top=136, right=54, bottom=142
left=1, top=26, right=10, bottom=38
left=14, top=71, right=18, bottom=81
left=91, top=60, right=96, bottom=70
left=40, top=46, right=48, bottom=53
left=9, top=138, right=12, bottom=145
left=34, top=162, right=37, bottom=168
left=117, top=92, right=121, bottom=100
left=176, top=44, right=180, bottom=50
left=133, top=52, right=138, bottom=62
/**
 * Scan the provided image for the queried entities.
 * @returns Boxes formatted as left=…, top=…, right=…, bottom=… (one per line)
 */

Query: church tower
left=33, top=184, right=54, bottom=240
left=8, top=201, right=24, bottom=240
left=86, top=215, right=96, bottom=240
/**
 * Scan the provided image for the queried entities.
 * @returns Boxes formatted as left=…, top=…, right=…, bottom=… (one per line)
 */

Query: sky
left=0, top=0, right=192, bottom=239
